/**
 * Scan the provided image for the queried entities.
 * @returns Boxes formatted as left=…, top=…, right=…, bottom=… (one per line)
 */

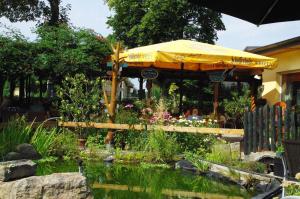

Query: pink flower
left=125, top=104, right=133, bottom=109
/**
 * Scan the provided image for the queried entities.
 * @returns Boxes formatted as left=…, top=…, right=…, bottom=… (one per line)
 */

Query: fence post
left=253, top=109, right=258, bottom=153
left=263, top=105, right=270, bottom=150
left=258, top=107, right=264, bottom=151
left=248, top=111, right=253, bottom=153
left=270, top=106, right=276, bottom=151
left=284, top=107, right=291, bottom=140
left=277, top=106, right=283, bottom=145
left=291, top=111, right=296, bottom=140
left=243, top=111, right=249, bottom=155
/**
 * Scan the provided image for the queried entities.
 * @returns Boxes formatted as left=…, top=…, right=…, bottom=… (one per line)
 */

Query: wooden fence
left=243, top=105, right=300, bottom=155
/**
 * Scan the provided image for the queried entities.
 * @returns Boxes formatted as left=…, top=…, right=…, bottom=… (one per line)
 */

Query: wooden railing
left=1, top=120, right=244, bottom=136
left=243, top=105, right=300, bottom=155
left=58, top=121, right=244, bottom=136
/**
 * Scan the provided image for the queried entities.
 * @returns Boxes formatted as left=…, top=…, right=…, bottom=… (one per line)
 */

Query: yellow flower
left=282, top=181, right=293, bottom=188
left=295, top=173, right=300, bottom=180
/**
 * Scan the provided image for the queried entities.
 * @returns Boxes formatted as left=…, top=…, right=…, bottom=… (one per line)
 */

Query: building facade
left=247, top=36, right=300, bottom=106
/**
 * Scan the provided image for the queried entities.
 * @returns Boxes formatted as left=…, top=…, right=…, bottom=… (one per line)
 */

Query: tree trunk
left=0, top=76, right=4, bottom=104
left=19, top=75, right=25, bottom=103
left=48, top=0, right=60, bottom=25
left=39, top=77, right=43, bottom=99
left=9, top=77, right=16, bottom=100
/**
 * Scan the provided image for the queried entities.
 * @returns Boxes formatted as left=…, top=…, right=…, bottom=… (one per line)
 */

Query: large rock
left=15, top=143, right=41, bottom=160
left=0, top=160, right=36, bottom=182
left=0, top=173, right=93, bottom=199
left=175, top=160, right=197, bottom=171
left=4, top=152, right=22, bottom=161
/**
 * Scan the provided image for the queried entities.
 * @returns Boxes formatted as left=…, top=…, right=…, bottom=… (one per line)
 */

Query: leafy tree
left=0, top=0, right=70, bottom=25
left=106, top=0, right=225, bottom=47
left=56, top=73, right=103, bottom=124
left=0, top=32, right=37, bottom=101
left=223, top=87, right=251, bottom=128
left=34, top=25, right=111, bottom=82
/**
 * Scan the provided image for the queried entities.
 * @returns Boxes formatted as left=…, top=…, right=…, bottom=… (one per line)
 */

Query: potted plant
left=77, top=128, right=87, bottom=150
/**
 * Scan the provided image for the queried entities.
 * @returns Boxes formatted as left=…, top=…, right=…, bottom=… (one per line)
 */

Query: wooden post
left=248, top=111, right=253, bottom=153
left=243, top=111, right=249, bottom=155
left=104, top=42, right=122, bottom=146
left=146, top=79, right=152, bottom=106
left=179, top=63, right=184, bottom=114
left=258, top=107, right=264, bottom=151
left=138, top=77, right=144, bottom=100
left=213, top=82, right=219, bottom=116
left=284, top=107, right=291, bottom=141
left=253, top=109, right=257, bottom=153
left=270, top=106, right=276, bottom=151
left=250, top=81, right=257, bottom=111
left=291, top=111, right=296, bottom=140
left=263, top=105, right=270, bottom=150
left=277, top=106, right=283, bottom=145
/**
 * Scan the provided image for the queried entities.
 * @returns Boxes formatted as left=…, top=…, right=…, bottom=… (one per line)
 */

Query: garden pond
left=37, top=160, right=256, bottom=199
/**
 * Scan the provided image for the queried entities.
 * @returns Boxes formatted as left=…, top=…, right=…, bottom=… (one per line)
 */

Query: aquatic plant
left=0, top=116, right=32, bottom=159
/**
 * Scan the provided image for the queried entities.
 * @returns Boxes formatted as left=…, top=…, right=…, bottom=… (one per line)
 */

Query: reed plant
left=0, top=117, right=32, bottom=159
left=30, top=123, right=58, bottom=157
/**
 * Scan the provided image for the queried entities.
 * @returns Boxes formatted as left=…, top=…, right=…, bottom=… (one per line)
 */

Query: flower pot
left=78, top=138, right=86, bottom=149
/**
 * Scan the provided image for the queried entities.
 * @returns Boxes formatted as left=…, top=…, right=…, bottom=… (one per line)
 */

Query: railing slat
left=270, top=106, right=276, bottom=151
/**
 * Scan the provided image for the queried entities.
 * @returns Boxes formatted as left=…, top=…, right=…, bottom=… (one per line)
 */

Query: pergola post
left=250, top=80, right=257, bottom=111
left=179, top=63, right=184, bottom=114
left=146, top=79, right=152, bottom=106
left=213, top=82, right=219, bottom=116
left=103, top=42, right=122, bottom=147
left=138, top=77, right=144, bottom=100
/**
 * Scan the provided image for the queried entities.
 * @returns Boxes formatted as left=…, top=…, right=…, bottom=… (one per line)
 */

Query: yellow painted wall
left=261, top=47, right=300, bottom=105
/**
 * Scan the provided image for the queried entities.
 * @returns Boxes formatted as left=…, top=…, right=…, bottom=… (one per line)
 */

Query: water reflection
left=37, top=161, right=254, bottom=199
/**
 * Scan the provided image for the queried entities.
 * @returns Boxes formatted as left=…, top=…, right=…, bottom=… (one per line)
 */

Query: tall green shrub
left=145, top=129, right=179, bottom=162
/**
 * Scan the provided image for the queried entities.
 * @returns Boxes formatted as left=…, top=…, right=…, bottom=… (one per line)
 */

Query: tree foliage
left=0, top=32, right=36, bottom=78
left=34, top=25, right=111, bottom=80
left=106, top=0, right=225, bottom=47
left=0, top=0, right=70, bottom=25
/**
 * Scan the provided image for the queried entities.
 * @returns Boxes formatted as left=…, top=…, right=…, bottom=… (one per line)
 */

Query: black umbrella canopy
left=189, top=0, right=300, bottom=25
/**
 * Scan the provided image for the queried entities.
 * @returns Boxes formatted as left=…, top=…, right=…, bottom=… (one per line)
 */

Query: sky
left=1, top=0, right=300, bottom=88
left=1, top=0, right=300, bottom=50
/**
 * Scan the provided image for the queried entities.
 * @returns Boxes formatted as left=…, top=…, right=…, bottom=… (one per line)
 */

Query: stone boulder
left=175, top=160, right=197, bottom=172
left=4, top=152, right=22, bottom=161
left=0, top=160, right=36, bottom=182
left=15, top=144, right=42, bottom=160
left=0, top=173, right=93, bottom=199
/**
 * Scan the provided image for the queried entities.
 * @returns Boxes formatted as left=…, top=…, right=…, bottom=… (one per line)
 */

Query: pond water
left=37, top=161, right=255, bottom=199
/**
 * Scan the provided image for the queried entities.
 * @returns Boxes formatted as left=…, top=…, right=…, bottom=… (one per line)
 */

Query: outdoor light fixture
left=254, top=75, right=262, bottom=80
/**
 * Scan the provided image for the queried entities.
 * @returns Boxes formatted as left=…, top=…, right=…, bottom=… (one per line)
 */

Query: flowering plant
left=172, top=116, right=218, bottom=128
left=283, top=172, right=300, bottom=196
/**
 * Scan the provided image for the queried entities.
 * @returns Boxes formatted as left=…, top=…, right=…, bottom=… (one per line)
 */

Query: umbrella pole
left=213, top=82, right=219, bottom=117
left=179, top=63, right=184, bottom=114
